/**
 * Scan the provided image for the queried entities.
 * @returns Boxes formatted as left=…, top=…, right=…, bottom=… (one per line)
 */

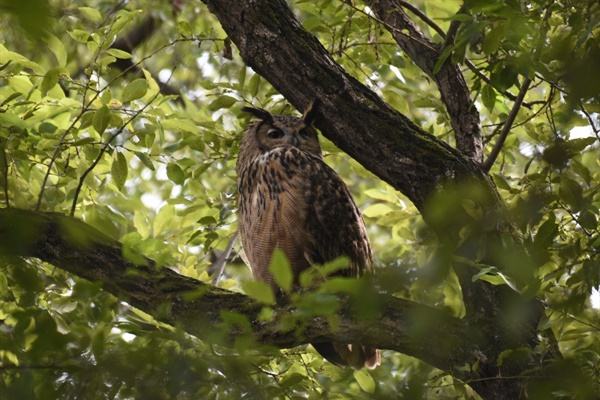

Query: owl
left=236, top=101, right=380, bottom=369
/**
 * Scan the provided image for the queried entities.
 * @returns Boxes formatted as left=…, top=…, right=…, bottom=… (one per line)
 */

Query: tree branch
left=365, top=0, right=484, bottom=163
left=0, top=207, right=476, bottom=375
left=481, top=77, right=532, bottom=171
left=202, top=0, right=488, bottom=215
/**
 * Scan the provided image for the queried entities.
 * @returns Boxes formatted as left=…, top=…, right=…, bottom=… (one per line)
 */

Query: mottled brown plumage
left=236, top=102, right=380, bottom=369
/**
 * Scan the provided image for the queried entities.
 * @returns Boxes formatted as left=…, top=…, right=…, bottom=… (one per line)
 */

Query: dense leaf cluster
left=1, top=0, right=599, bottom=399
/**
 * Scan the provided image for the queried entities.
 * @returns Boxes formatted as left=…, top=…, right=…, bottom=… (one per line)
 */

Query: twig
left=481, top=77, right=532, bottom=171
left=1, top=139, right=9, bottom=207
left=579, top=100, right=600, bottom=139
left=211, top=231, right=239, bottom=286
left=398, top=0, right=445, bottom=37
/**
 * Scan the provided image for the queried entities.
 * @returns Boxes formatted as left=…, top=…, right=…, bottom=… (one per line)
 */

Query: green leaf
left=268, top=249, right=293, bottom=293
left=492, top=173, right=511, bottom=191
left=134, top=151, right=155, bottom=171
left=472, top=266, right=497, bottom=282
left=160, top=118, right=200, bottom=133
left=154, top=204, right=175, bottom=235
left=72, top=137, right=96, bottom=146
left=69, top=29, right=91, bottom=43
left=93, top=105, right=110, bottom=134
left=564, top=137, right=596, bottom=152
left=0, top=44, right=45, bottom=74
left=318, top=277, right=361, bottom=294
left=248, top=73, right=261, bottom=97
left=482, top=26, right=503, bottom=55
left=280, top=372, right=305, bottom=389
left=133, top=211, right=151, bottom=239
left=79, top=7, right=103, bottom=24
left=43, top=34, right=68, bottom=67
left=578, top=209, right=597, bottom=230
left=207, top=95, right=238, bottom=112
left=106, top=48, right=132, bottom=59
left=558, top=176, right=583, bottom=212
left=177, top=20, right=193, bottom=38
left=491, top=64, right=518, bottom=91
left=0, top=111, right=30, bottom=130
left=362, top=203, right=394, bottom=218
left=353, top=370, right=376, bottom=393
left=481, top=84, right=496, bottom=113
left=0, top=92, right=22, bottom=107
left=98, top=55, right=117, bottom=66
left=121, top=79, right=148, bottom=103
left=363, top=188, right=395, bottom=202
left=534, top=215, right=558, bottom=249
left=241, top=280, right=275, bottom=305
left=108, top=11, right=141, bottom=39
left=166, top=163, right=186, bottom=185
left=40, top=67, right=62, bottom=96
left=111, top=152, right=128, bottom=190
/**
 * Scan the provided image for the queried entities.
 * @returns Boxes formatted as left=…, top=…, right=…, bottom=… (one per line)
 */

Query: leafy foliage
left=0, top=0, right=599, bottom=399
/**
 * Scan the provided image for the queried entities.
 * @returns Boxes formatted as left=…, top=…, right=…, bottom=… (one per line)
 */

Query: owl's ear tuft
left=303, top=98, right=320, bottom=126
left=242, top=107, right=273, bottom=122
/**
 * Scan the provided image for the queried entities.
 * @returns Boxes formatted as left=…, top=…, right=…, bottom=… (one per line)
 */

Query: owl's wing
left=303, top=157, right=373, bottom=277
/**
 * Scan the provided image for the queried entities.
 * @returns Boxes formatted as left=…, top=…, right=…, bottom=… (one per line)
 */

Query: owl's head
left=240, top=101, right=322, bottom=158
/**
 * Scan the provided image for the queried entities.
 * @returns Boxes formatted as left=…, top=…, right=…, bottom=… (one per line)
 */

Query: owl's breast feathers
left=237, top=146, right=372, bottom=286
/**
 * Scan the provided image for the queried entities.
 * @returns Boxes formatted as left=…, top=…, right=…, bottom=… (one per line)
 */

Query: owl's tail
left=312, top=342, right=381, bottom=369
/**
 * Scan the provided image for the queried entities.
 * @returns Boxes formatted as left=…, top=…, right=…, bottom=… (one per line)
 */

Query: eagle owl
left=236, top=101, right=380, bottom=369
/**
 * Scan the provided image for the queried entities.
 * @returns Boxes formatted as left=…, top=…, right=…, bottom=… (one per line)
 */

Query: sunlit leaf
left=268, top=249, right=292, bottom=293
left=0, top=112, right=30, bottom=130
left=241, top=280, right=275, bottom=305
left=177, top=20, right=193, bottom=38
left=154, top=204, right=175, bottom=236
left=106, top=48, right=132, bottom=59
left=362, top=203, right=394, bottom=218
left=43, top=34, right=68, bottom=67
left=353, top=369, right=376, bottom=393
left=69, top=29, right=90, bottom=43
left=121, top=79, right=148, bottom=103
left=79, top=7, right=103, bottom=24
left=207, top=95, right=237, bottom=111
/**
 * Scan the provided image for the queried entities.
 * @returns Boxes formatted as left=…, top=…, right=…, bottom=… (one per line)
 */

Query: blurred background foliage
left=0, top=0, right=599, bottom=398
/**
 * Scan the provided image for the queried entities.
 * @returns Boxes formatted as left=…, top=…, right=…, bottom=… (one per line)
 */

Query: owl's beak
left=290, top=135, right=299, bottom=147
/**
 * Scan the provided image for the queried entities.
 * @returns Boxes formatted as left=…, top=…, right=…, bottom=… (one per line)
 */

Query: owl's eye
left=267, top=128, right=284, bottom=139
left=299, top=129, right=309, bottom=138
